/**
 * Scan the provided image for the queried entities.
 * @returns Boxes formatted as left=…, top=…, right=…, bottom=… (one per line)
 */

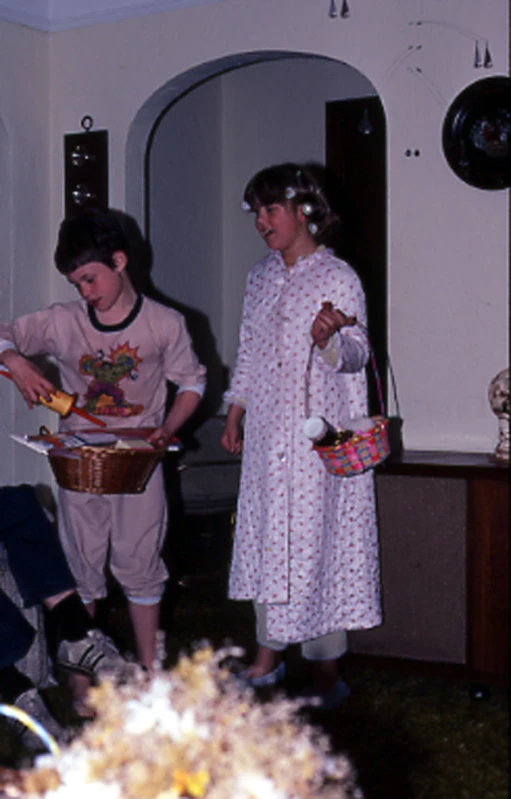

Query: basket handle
left=360, top=323, right=401, bottom=419
left=304, top=322, right=387, bottom=419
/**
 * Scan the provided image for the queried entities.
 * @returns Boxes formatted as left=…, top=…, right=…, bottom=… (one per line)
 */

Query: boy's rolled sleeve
left=163, top=313, right=206, bottom=393
left=0, top=339, right=17, bottom=355
left=177, top=382, right=205, bottom=398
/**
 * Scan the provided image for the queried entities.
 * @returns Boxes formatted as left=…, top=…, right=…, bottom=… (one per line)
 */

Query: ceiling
left=0, top=0, right=217, bottom=31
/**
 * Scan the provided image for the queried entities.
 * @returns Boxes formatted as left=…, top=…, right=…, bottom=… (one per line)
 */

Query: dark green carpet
left=165, top=588, right=510, bottom=799
left=1, top=584, right=508, bottom=798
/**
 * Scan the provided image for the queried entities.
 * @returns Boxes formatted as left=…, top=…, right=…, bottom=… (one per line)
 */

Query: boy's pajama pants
left=57, top=466, right=168, bottom=605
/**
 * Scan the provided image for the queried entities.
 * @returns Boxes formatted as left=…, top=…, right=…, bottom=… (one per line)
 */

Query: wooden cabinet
left=467, top=474, right=509, bottom=680
left=348, top=451, right=509, bottom=684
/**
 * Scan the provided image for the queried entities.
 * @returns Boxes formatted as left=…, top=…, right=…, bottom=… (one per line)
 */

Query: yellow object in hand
left=38, top=389, right=77, bottom=418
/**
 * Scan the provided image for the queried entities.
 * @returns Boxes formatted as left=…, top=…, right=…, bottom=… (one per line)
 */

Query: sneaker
left=14, top=688, right=67, bottom=753
left=57, top=629, right=138, bottom=683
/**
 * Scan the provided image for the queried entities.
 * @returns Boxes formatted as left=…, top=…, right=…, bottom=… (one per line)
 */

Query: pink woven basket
left=314, top=415, right=390, bottom=476
left=305, top=336, right=390, bottom=477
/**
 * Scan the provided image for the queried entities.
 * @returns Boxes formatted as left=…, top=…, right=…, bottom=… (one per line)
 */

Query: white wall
left=148, top=78, right=226, bottom=413
left=0, top=20, right=52, bottom=485
left=148, top=78, right=223, bottom=338
left=0, top=0, right=508, bottom=487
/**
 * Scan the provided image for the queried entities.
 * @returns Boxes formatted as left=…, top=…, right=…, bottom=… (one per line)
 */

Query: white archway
left=125, top=51, right=380, bottom=417
left=125, top=50, right=377, bottom=229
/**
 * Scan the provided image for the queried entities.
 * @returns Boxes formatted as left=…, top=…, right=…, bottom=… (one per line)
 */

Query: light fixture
left=327, top=0, right=350, bottom=19
left=474, top=40, right=482, bottom=68
left=483, top=41, right=493, bottom=68
left=64, top=116, right=108, bottom=217
left=357, top=107, right=373, bottom=135
left=340, top=0, right=350, bottom=18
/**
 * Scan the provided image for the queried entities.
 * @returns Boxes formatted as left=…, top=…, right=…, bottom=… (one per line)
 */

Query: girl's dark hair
left=54, top=208, right=129, bottom=275
left=243, top=162, right=340, bottom=244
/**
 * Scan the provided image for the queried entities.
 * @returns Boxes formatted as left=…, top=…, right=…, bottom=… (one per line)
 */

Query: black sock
left=0, top=665, right=34, bottom=704
left=48, top=592, right=94, bottom=643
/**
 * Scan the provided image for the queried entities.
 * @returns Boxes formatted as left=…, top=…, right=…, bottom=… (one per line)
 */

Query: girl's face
left=253, top=201, right=316, bottom=265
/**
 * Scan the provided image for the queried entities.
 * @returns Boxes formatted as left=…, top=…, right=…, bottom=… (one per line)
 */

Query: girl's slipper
left=299, top=676, right=351, bottom=710
left=237, top=661, right=286, bottom=688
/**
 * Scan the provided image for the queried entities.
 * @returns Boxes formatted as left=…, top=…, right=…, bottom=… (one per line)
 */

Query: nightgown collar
left=272, top=245, right=327, bottom=271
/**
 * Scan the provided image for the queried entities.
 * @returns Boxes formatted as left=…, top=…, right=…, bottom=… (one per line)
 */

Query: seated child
left=0, top=483, right=132, bottom=752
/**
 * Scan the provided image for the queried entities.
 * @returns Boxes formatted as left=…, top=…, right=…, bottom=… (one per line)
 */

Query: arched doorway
left=126, top=52, right=385, bottom=420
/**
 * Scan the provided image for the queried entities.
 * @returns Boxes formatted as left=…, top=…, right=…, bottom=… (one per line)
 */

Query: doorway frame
left=125, top=50, right=388, bottom=404
left=126, top=51, right=321, bottom=232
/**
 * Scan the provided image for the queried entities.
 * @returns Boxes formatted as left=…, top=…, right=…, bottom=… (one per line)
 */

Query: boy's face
left=67, top=253, right=128, bottom=314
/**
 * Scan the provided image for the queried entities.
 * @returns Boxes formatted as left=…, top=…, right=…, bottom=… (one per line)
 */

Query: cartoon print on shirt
left=79, top=342, right=144, bottom=417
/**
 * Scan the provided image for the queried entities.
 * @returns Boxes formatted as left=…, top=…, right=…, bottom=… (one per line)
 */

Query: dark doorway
left=326, top=97, right=387, bottom=413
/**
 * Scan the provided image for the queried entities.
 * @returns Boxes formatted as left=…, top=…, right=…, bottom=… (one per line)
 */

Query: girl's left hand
left=311, top=302, right=356, bottom=349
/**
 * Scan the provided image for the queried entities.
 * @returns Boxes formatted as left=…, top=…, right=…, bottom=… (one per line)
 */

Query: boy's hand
left=147, top=424, right=175, bottom=449
left=311, top=301, right=356, bottom=349
left=1, top=350, right=55, bottom=408
left=147, top=389, right=202, bottom=449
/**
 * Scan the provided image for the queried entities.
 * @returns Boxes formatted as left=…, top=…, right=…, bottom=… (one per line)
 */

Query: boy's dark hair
left=54, top=208, right=129, bottom=275
left=243, top=162, right=340, bottom=244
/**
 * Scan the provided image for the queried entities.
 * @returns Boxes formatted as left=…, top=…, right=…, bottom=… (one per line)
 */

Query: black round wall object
left=442, top=76, right=510, bottom=190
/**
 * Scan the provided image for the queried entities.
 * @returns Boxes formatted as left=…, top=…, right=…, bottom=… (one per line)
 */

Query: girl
left=221, top=163, right=382, bottom=709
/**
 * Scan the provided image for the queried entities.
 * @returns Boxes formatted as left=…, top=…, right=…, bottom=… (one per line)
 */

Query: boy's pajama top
left=224, top=248, right=382, bottom=643
left=0, top=296, right=206, bottom=602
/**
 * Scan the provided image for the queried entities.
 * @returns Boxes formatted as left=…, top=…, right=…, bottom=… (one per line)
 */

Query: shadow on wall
left=113, top=210, right=229, bottom=444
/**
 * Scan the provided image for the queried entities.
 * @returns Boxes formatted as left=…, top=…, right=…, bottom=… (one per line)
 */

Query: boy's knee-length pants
left=57, top=466, right=168, bottom=605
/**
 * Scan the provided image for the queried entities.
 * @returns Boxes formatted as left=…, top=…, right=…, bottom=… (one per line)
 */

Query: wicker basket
left=48, top=428, right=166, bottom=495
left=305, top=339, right=390, bottom=477
left=314, top=415, right=390, bottom=476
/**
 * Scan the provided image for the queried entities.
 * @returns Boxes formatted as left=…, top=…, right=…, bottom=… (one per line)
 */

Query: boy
left=0, top=209, right=206, bottom=673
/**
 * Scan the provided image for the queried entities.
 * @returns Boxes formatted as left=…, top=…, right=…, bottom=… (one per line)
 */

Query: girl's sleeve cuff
left=223, top=394, right=247, bottom=409
left=315, top=335, right=340, bottom=368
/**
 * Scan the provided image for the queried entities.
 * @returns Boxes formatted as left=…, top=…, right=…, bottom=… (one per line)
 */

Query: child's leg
left=61, top=595, right=95, bottom=717
left=110, top=469, right=168, bottom=671
left=0, top=590, right=35, bottom=669
left=0, top=484, right=76, bottom=606
left=57, top=489, right=110, bottom=604
left=301, top=630, right=347, bottom=692
left=128, top=600, right=160, bottom=671
left=246, top=645, right=281, bottom=677
left=66, top=673, right=95, bottom=718
left=247, top=602, right=287, bottom=677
